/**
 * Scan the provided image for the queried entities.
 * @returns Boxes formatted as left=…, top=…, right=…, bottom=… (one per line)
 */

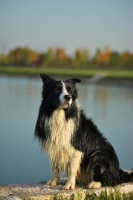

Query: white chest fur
left=43, top=109, right=82, bottom=172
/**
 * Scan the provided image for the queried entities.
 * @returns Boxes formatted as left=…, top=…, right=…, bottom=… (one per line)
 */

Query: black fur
left=35, top=74, right=133, bottom=187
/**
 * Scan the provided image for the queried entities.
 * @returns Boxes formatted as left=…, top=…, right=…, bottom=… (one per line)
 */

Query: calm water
left=0, top=76, right=133, bottom=185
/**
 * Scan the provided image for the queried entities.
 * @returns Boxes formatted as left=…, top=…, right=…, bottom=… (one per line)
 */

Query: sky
left=0, top=0, right=133, bottom=56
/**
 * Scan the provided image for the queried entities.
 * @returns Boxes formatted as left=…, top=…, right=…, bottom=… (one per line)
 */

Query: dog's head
left=40, top=73, right=81, bottom=110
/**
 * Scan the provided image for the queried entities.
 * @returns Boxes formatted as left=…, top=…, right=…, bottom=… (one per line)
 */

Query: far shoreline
left=97, top=79, right=133, bottom=88
left=1, top=73, right=133, bottom=89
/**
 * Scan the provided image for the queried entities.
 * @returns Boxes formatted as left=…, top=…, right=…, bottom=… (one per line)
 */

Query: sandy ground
left=0, top=178, right=133, bottom=200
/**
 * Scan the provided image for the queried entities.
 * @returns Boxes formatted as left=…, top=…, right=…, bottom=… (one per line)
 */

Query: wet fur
left=35, top=74, right=133, bottom=189
left=42, top=108, right=82, bottom=173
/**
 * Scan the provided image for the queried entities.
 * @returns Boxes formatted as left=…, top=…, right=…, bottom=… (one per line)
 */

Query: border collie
left=35, top=74, right=133, bottom=190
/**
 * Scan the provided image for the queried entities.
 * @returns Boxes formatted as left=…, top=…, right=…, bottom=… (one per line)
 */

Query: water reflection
left=78, top=85, right=108, bottom=120
left=0, top=76, right=133, bottom=185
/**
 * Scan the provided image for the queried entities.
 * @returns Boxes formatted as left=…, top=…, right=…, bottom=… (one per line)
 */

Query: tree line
left=0, top=46, right=133, bottom=68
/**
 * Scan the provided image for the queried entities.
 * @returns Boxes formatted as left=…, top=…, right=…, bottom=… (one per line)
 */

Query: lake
left=0, top=76, right=133, bottom=185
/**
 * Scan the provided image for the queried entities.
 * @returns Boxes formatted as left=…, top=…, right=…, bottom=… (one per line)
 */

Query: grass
left=51, top=190, right=133, bottom=200
left=0, top=66, right=133, bottom=81
left=0, top=66, right=99, bottom=77
left=84, top=191, right=133, bottom=200
left=47, top=190, right=133, bottom=200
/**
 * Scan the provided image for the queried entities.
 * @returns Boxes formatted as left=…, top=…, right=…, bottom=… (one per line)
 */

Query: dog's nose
left=64, top=95, right=71, bottom=101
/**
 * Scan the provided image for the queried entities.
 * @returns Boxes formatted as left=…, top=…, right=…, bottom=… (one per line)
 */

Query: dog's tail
left=119, top=169, right=133, bottom=183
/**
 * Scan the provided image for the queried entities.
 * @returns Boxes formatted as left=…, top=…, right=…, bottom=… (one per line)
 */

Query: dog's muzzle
left=59, top=94, right=72, bottom=109
left=64, top=95, right=71, bottom=101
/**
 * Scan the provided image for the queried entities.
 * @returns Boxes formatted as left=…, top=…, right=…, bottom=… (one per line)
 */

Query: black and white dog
left=35, top=74, right=133, bottom=190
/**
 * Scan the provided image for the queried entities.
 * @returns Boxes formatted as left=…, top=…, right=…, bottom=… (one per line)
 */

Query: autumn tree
left=98, top=46, right=111, bottom=66
left=8, top=47, right=42, bottom=67
left=1, top=45, right=133, bottom=69
left=55, top=48, right=70, bottom=66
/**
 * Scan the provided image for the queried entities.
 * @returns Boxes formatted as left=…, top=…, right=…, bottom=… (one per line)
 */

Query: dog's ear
left=40, top=74, right=53, bottom=83
left=68, top=78, right=81, bottom=84
left=71, top=78, right=81, bottom=83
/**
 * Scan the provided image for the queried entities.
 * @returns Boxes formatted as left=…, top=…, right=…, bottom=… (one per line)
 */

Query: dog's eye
left=55, top=86, right=62, bottom=92
left=67, top=86, right=72, bottom=94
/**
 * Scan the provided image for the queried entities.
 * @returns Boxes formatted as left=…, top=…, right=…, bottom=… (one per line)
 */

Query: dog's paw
left=63, top=180, right=75, bottom=190
left=87, top=181, right=101, bottom=189
left=47, top=179, right=57, bottom=187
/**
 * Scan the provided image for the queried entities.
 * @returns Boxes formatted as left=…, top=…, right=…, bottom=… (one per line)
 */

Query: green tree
left=73, top=49, right=82, bottom=66
left=92, top=48, right=101, bottom=66
left=109, top=52, right=120, bottom=67
left=73, top=48, right=89, bottom=67
left=45, top=48, right=54, bottom=67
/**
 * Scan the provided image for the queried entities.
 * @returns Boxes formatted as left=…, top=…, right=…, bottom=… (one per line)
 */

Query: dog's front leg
left=64, top=152, right=82, bottom=190
left=47, top=166, right=59, bottom=187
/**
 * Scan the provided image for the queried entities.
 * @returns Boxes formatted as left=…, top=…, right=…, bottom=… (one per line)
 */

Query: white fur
left=41, top=107, right=82, bottom=189
left=64, top=151, right=82, bottom=190
left=59, top=82, right=72, bottom=107
left=87, top=181, right=101, bottom=189
left=43, top=109, right=82, bottom=171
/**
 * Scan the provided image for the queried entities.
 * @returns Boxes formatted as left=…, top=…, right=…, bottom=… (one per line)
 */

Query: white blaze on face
left=59, top=82, right=72, bottom=108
